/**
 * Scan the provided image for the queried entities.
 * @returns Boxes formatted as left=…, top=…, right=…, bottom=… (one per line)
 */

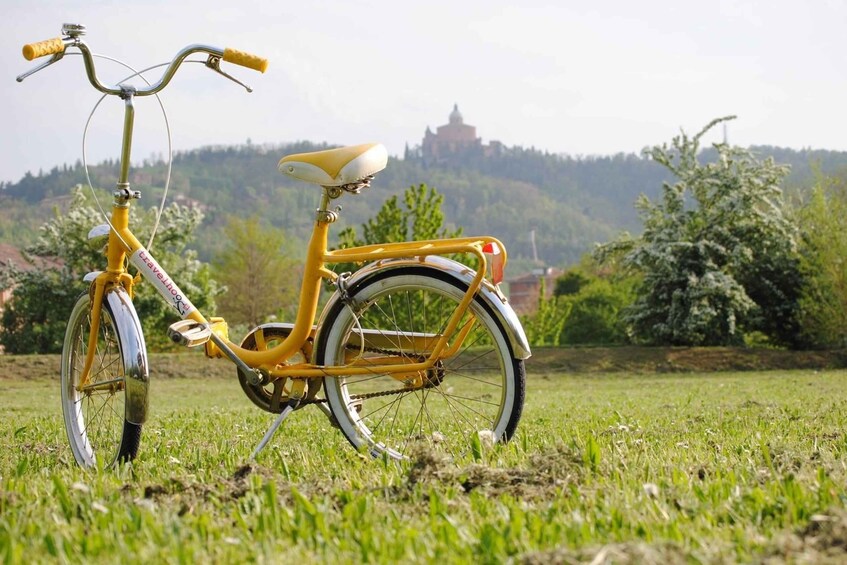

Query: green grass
left=2, top=368, right=847, bottom=563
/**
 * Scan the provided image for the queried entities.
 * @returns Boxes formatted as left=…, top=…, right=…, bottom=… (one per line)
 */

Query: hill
left=2, top=142, right=846, bottom=270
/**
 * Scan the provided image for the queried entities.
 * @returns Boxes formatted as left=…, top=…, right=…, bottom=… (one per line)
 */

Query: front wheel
left=61, top=291, right=144, bottom=468
left=315, top=269, right=525, bottom=460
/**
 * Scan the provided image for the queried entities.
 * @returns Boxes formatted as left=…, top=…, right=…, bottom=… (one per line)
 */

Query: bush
left=521, top=263, right=637, bottom=347
left=0, top=268, right=82, bottom=354
left=559, top=278, right=635, bottom=345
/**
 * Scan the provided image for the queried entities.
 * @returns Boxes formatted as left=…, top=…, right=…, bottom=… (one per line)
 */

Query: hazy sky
left=2, top=0, right=846, bottom=184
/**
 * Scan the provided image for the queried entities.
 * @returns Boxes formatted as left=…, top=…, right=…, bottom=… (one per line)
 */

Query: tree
left=554, top=269, right=591, bottom=297
left=212, top=216, right=300, bottom=328
left=338, top=183, right=462, bottom=247
left=0, top=187, right=220, bottom=353
left=522, top=258, right=637, bottom=347
left=597, top=117, right=802, bottom=347
left=794, top=175, right=847, bottom=348
left=331, top=183, right=468, bottom=334
left=335, top=183, right=463, bottom=272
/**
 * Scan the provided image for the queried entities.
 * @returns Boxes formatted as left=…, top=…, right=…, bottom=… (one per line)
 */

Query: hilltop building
left=420, top=105, right=503, bottom=164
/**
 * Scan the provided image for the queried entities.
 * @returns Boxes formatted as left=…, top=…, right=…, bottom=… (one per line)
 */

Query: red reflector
left=482, top=242, right=504, bottom=284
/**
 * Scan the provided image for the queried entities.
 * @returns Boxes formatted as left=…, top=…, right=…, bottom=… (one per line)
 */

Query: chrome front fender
left=316, top=256, right=531, bottom=360
left=100, top=285, right=149, bottom=424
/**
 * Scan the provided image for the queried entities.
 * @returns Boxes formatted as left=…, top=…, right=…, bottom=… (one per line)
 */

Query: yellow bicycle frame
left=80, top=182, right=506, bottom=391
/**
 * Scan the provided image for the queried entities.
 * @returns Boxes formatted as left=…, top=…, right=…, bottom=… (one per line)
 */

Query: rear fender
left=316, top=256, right=531, bottom=359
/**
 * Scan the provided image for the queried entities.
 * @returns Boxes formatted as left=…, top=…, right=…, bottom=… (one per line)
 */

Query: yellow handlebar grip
left=223, top=48, right=269, bottom=73
left=22, top=37, right=65, bottom=61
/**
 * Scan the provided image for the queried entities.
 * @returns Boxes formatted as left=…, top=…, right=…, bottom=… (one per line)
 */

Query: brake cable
left=79, top=55, right=210, bottom=251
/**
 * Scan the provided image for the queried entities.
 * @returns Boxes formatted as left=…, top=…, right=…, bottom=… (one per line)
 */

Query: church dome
left=449, top=104, right=463, bottom=124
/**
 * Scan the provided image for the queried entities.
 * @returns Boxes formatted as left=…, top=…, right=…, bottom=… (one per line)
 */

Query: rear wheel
left=316, top=269, right=525, bottom=460
left=61, top=292, right=141, bottom=468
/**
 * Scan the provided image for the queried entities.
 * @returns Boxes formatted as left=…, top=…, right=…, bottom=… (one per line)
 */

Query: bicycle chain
left=300, top=385, right=421, bottom=405
left=299, top=343, right=427, bottom=405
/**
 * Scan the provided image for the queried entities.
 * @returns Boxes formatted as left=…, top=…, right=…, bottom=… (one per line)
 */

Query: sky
left=2, top=0, right=847, bottom=184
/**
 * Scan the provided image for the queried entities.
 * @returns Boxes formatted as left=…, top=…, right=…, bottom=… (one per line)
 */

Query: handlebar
left=19, top=26, right=268, bottom=96
left=22, top=36, right=67, bottom=60
left=223, top=48, right=269, bottom=73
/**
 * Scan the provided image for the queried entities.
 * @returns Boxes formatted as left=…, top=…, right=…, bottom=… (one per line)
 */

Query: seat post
left=316, top=186, right=343, bottom=224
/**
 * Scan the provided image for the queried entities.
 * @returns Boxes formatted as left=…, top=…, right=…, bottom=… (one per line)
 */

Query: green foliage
left=559, top=277, right=637, bottom=345
left=0, top=199, right=44, bottom=243
left=520, top=278, right=572, bottom=346
left=597, top=117, right=802, bottom=347
left=339, top=191, right=405, bottom=248
left=554, top=269, right=591, bottom=296
left=521, top=262, right=637, bottom=347
left=212, top=216, right=301, bottom=327
left=336, top=183, right=462, bottom=273
left=0, top=268, right=80, bottom=354
left=0, top=142, right=655, bottom=267
left=794, top=175, right=847, bottom=348
left=338, top=183, right=461, bottom=247
left=0, top=186, right=219, bottom=353
left=6, top=140, right=847, bottom=351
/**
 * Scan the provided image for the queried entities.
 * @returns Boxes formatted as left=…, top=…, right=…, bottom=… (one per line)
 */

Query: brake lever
left=16, top=52, right=65, bottom=83
left=204, top=55, right=253, bottom=93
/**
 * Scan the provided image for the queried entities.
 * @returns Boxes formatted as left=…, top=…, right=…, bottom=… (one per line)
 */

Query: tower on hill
left=420, top=105, right=503, bottom=164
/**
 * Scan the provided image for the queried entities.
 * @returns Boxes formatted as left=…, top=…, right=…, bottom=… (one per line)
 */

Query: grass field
left=2, top=358, right=847, bottom=563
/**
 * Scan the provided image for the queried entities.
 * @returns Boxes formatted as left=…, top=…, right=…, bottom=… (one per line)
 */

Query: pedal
left=167, top=320, right=212, bottom=347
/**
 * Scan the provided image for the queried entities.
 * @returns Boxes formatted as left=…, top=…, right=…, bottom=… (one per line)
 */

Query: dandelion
left=478, top=430, right=497, bottom=448
left=643, top=483, right=660, bottom=498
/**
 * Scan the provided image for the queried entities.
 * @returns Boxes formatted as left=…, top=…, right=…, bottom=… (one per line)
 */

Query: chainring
left=238, top=327, right=321, bottom=413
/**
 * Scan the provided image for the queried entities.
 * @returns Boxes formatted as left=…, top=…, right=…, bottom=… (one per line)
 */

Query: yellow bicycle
left=18, top=24, right=530, bottom=468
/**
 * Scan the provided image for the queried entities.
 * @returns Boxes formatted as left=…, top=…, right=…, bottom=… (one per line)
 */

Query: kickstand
left=313, top=401, right=334, bottom=421
left=249, top=398, right=299, bottom=461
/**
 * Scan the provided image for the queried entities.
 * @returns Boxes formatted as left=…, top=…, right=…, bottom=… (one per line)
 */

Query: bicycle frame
left=79, top=92, right=507, bottom=389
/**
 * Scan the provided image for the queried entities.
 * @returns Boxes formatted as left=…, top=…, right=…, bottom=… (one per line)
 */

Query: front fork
left=78, top=271, right=135, bottom=390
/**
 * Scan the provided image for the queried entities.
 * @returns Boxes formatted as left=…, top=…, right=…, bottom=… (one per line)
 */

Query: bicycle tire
left=315, top=268, right=525, bottom=460
left=61, top=291, right=143, bottom=468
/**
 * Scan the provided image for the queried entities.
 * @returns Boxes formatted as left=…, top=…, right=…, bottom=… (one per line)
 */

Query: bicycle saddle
left=278, top=143, right=388, bottom=187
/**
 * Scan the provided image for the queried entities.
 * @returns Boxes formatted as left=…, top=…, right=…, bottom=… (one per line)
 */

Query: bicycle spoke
left=442, top=368, right=504, bottom=388
left=324, top=272, right=522, bottom=461
left=358, top=389, right=407, bottom=424
left=430, top=382, right=490, bottom=432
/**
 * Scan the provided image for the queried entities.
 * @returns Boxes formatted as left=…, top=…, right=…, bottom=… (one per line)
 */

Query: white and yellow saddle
left=278, top=143, right=388, bottom=187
